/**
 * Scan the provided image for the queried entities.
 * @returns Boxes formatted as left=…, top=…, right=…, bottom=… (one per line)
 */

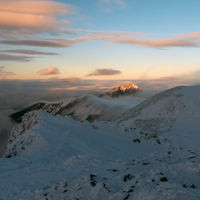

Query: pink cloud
left=51, top=31, right=198, bottom=49
left=177, top=32, right=200, bottom=40
left=94, top=35, right=197, bottom=48
left=1, top=28, right=199, bottom=49
left=0, top=12, right=57, bottom=31
left=0, top=0, right=76, bottom=36
left=37, top=66, right=60, bottom=75
left=0, top=1, right=75, bottom=15
left=79, top=33, right=198, bottom=48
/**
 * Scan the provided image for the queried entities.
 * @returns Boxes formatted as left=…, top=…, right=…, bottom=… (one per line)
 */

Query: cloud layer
left=37, top=66, right=60, bottom=75
left=97, top=35, right=197, bottom=48
left=0, top=1, right=199, bottom=51
left=0, top=30, right=200, bottom=49
left=0, top=49, right=59, bottom=55
left=0, top=0, right=76, bottom=36
left=0, top=54, right=32, bottom=62
left=87, top=68, right=122, bottom=76
left=0, top=40, right=73, bottom=48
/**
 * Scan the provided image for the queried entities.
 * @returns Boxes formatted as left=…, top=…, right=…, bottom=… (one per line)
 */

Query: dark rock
left=10, top=102, right=46, bottom=123
left=64, top=182, right=68, bottom=187
left=183, top=184, right=186, bottom=188
left=160, top=177, right=168, bottom=182
left=90, top=174, right=97, bottom=187
left=133, top=139, right=141, bottom=143
left=107, top=169, right=118, bottom=172
left=123, top=194, right=130, bottom=200
left=143, top=162, right=149, bottom=165
left=103, top=183, right=111, bottom=192
left=156, top=138, right=161, bottom=144
left=123, top=174, right=134, bottom=182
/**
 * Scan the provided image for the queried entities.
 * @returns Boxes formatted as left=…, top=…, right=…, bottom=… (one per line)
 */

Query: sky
left=0, top=0, right=200, bottom=82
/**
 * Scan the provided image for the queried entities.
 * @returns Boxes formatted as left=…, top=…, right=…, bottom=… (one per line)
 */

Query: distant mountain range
left=10, top=82, right=143, bottom=123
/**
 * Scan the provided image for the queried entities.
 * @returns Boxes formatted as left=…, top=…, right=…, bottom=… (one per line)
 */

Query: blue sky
left=59, top=0, right=200, bottom=33
left=0, top=0, right=200, bottom=83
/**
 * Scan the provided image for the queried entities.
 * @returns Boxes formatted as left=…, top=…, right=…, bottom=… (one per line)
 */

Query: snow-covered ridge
left=8, top=111, right=42, bottom=144
left=11, top=94, right=143, bottom=123
left=117, top=86, right=185, bottom=122
left=10, top=82, right=143, bottom=123
left=3, top=111, right=43, bottom=158
left=117, top=86, right=200, bottom=146
left=118, top=85, right=200, bottom=122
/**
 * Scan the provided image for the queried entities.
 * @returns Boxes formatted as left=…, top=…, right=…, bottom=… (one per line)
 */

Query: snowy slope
left=1, top=86, right=200, bottom=199
left=117, top=85, right=200, bottom=150
left=4, top=110, right=162, bottom=159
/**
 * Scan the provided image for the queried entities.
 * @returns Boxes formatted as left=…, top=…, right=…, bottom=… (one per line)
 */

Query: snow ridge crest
left=3, top=111, right=42, bottom=158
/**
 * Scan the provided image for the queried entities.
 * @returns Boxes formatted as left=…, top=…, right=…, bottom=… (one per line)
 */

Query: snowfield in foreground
left=1, top=86, right=200, bottom=199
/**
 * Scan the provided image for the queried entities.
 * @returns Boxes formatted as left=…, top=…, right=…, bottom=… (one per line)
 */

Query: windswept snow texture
left=1, top=86, right=200, bottom=199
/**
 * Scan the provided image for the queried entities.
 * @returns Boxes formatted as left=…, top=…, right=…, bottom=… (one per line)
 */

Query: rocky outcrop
left=99, top=82, right=142, bottom=98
